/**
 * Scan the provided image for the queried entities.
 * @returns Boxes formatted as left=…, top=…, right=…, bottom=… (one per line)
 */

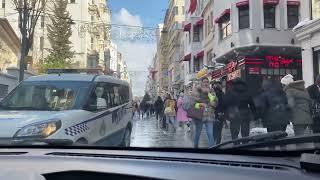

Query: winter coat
left=154, top=98, right=164, bottom=112
left=307, top=84, right=320, bottom=130
left=284, top=80, right=313, bottom=125
left=224, top=78, right=256, bottom=122
left=176, top=97, right=188, bottom=122
left=258, top=80, right=291, bottom=126
left=192, top=87, right=218, bottom=121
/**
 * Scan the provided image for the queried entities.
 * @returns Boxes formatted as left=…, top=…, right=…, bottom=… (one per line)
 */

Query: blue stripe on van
left=64, top=103, right=130, bottom=136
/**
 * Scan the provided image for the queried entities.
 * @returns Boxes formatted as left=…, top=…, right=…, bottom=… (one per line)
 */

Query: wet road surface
left=130, top=115, right=231, bottom=148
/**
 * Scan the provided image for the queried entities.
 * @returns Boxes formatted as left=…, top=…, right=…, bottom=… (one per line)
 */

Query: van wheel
left=75, top=138, right=88, bottom=145
left=121, top=127, right=132, bottom=147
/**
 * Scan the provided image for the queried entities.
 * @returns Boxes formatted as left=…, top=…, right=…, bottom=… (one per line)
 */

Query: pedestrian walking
left=191, top=77, right=218, bottom=148
left=281, top=74, right=313, bottom=136
left=307, top=74, right=320, bottom=134
left=154, top=96, right=164, bottom=121
left=164, top=95, right=177, bottom=132
left=258, top=79, right=291, bottom=132
left=212, top=80, right=226, bottom=145
left=177, top=92, right=189, bottom=129
left=224, top=78, right=256, bottom=141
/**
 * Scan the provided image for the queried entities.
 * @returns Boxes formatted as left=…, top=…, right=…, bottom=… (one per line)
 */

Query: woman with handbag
left=191, top=77, right=218, bottom=148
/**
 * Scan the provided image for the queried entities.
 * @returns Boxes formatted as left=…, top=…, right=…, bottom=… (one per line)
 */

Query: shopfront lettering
left=265, top=55, right=294, bottom=68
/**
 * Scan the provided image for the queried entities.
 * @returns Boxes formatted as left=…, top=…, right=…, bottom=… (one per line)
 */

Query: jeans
left=193, top=119, right=214, bottom=148
left=213, top=120, right=224, bottom=145
left=166, top=116, right=176, bottom=130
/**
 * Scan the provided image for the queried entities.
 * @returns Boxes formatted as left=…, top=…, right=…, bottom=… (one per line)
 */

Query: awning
left=183, top=53, right=192, bottom=61
left=287, top=0, right=300, bottom=6
left=196, top=19, right=204, bottom=26
left=236, top=0, right=249, bottom=7
left=263, top=0, right=279, bottom=5
left=196, top=50, right=204, bottom=58
left=183, top=23, right=192, bottom=31
left=215, top=9, right=231, bottom=23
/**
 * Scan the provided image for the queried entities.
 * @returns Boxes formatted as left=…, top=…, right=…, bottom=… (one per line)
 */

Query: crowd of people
left=132, top=74, right=320, bottom=148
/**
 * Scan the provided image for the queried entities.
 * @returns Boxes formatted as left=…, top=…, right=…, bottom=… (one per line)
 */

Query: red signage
left=265, top=55, right=295, bottom=68
left=227, top=69, right=241, bottom=81
left=249, top=67, right=261, bottom=74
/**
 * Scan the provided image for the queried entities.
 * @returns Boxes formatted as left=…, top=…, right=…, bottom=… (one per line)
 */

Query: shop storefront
left=212, top=55, right=302, bottom=96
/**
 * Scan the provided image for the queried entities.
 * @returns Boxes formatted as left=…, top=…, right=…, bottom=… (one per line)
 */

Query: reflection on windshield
left=0, top=82, right=90, bottom=111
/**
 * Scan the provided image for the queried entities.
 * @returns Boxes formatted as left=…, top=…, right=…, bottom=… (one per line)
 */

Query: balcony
left=88, top=3, right=99, bottom=15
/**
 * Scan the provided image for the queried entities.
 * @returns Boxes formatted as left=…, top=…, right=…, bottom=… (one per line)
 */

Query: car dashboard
left=0, top=147, right=319, bottom=180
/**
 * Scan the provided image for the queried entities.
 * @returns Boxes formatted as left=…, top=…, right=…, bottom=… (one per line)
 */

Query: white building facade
left=294, top=0, right=320, bottom=87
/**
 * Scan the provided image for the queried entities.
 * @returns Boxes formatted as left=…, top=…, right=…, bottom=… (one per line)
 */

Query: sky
left=109, top=0, right=167, bottom=97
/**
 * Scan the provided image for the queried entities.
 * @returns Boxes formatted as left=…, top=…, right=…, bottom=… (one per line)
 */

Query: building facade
left=294, top=0, right=320, bottom=86
left=210, top=0, right=301, bottom=95
left=0, top=0, right=112, bottom=71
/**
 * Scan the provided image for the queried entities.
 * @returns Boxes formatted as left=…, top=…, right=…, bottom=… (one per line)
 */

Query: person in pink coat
left=176, top=92, right=189, bottom=128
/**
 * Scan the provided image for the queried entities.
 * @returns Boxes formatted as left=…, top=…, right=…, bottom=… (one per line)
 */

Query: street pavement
left=130, top=115, right=231, bottom=148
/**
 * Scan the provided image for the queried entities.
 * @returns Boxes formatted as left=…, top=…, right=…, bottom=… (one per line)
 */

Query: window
left=182, top=6, right=185, bottom=14
left=41, top=15, right=45, bottom=28
left=173, top=6, right=178, bottom=16
left=193, top=26, right=200, bottom=42
left=287, top=5, right=299, bottom=28
left=194, top=58, right=203, bottom=72
left=188, top=60, right=192, bottom=73
left=91, top=15, right=94, bottom=21
left=264, top=5, right=276, bottom=28
left=40, top=37, right=44, bottom=50
left=70, top=0, right=75, bottom=3
left=239, top=6, right=250, bottom=29
left=1, top=0, right=5, bottom=8
left=210, top=11, right=213, bottom=29
left=219, top=15, right=231, bottom=39
left=312, top=0, right=320, bottom=19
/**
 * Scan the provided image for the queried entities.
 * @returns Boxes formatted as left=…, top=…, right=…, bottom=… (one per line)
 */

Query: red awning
left=196, top=19, right=204, bottom=26
left=183, top=23, right=192, bottom=31
left=196, top=51, right=204, bottom=58
left=236, top=0, right=249, bottom=7
left=183, top=53, right=192, bottom=61
left=215, top=9, right=231, bottom=23
left=263, top=0, right=279, bottom=5
left=287, top=0, right=300, bottom=6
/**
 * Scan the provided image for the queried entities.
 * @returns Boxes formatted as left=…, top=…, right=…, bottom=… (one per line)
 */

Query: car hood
left=0, top=111, right=64, bottom=138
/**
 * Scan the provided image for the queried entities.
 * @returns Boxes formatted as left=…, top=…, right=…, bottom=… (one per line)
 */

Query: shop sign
left=265, top=55, right=295, bottom=68
left=227, top=69, right=241, bottom=81
left=224, top=61, right=237, bottom=73
left=248, top=67, right=261, bottom=75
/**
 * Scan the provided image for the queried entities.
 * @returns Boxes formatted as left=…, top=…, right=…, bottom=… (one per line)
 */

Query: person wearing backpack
left=164, top=95, right=177, bottom=132
left=177, top=92, right=189, bottom=129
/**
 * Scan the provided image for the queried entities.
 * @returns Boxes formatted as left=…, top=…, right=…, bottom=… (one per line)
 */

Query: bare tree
left=12, top=0, right=47, bottom=81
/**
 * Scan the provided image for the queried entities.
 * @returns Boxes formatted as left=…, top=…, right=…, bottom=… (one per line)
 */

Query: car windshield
left=0, top=81, right=90, bottom=111
left=0, top=0, right=319, bottom=153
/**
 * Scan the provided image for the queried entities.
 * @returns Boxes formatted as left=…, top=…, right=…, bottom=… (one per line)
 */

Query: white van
left=0, top=71, right=132, bottom=146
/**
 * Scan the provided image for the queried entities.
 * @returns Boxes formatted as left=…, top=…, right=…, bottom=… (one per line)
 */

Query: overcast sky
left=109, top=1, right=167, bottom=97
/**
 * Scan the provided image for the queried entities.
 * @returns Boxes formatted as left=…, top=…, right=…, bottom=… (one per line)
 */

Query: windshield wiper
left=211, top=131, right=288, bottom=150
left=220, top=134, right=320, bottom=150
left=0, top=106, right=51, bottom=111
left=11, top=138, right=74, bottom=146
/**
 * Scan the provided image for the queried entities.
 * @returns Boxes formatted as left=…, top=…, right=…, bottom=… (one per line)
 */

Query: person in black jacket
left=212, top=80, right=225, bottom=144
left=307, top=75, right=320, bottom=133
left=154, top=96, right=164, bottom=120
left=224, top=78, right=256, bottom=141
left=258, top=79, right=291, bottom=132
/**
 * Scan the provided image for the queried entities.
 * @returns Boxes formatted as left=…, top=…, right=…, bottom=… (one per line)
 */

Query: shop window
left=239, top=6, right=250, bottom=29
left=312, top=0, right=320, bottom=19
left=286, top=69, right=292, bottom=74
left=264, top=5, right=276, bottom=28
left=292, top=69, right=298, bottom=75
left=280, top=69, right=286, bottom=75
left=261, top=68, right=267, bottom=75
left=194, top=58, right=203, bottom=72
left=287, top=5, right=299, bottom=29
left=220, top=16, right=232, bottom=39
left=193, top=25, right=200, bottom=42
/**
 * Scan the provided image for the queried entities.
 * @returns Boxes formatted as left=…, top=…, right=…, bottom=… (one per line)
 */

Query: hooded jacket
left=224, top=78, right=256, bottom=121
left=284, top=80, right=313, bottom=125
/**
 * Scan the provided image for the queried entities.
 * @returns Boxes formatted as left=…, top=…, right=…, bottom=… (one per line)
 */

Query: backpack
left=182, top=95, right=192, bottom=111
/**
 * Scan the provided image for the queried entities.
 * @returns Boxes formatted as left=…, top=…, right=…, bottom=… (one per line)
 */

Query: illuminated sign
left=249, top=67, right=261, bottom=75
left=265, top=55, right=300, bottom=68
left=227, top=69, right=241, bottom=81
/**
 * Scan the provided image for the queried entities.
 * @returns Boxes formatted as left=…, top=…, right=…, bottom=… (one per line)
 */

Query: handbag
left=187, top=106, right=204, bottom=121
